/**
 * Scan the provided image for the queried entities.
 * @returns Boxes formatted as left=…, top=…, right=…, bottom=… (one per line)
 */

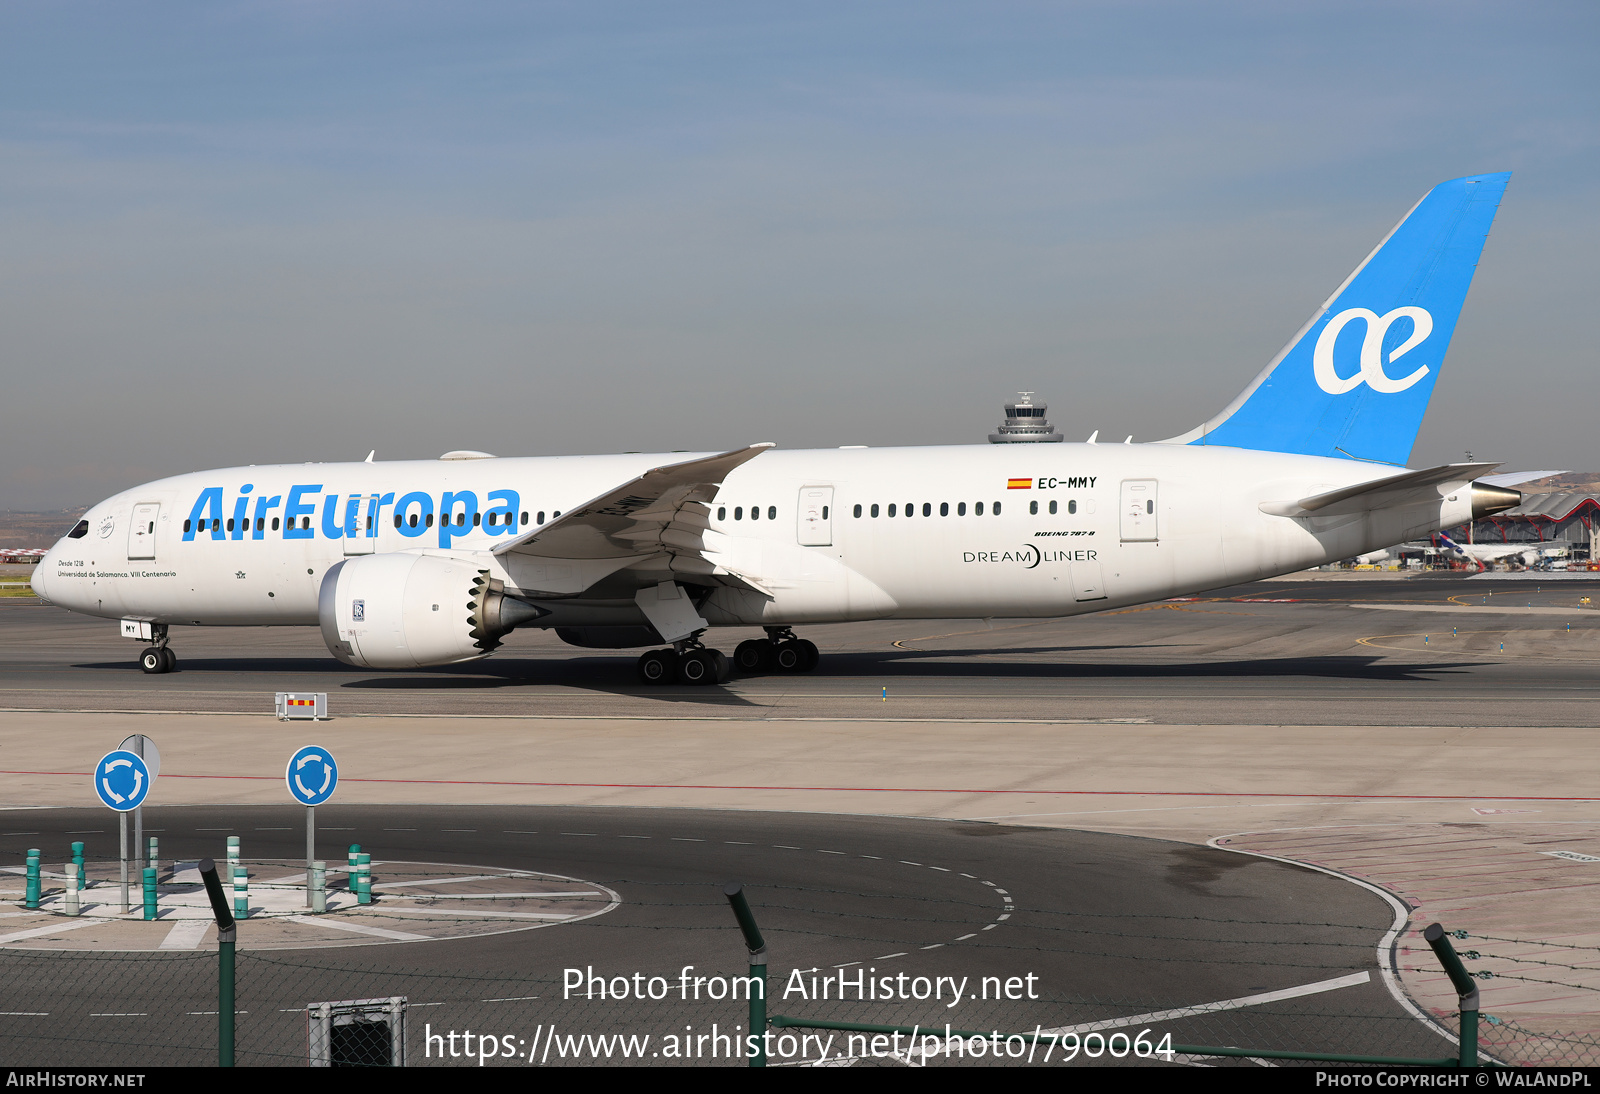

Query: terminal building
left=1444, top=492, right=1600, bottom=561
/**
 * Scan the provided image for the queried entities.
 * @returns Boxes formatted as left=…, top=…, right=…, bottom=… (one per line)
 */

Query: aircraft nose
left=29, top=553, right=51, bottom=603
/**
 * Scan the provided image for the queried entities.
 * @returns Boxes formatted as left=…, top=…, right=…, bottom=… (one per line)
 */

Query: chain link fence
left=3, top=877, right=1596, bottom=1067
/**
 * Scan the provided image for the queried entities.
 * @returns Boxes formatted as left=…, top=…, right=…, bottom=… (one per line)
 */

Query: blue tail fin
left=1170, top=172, right=1510, bottom=465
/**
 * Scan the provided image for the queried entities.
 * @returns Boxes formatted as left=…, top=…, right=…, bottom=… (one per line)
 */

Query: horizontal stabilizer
left=1478, top=469, right=1566, bottom=488
left=1259, top=462, right=1498, bottom=518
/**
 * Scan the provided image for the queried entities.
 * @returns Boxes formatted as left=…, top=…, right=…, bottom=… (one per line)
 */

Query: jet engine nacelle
left=318, top=552, right=545, bottom=669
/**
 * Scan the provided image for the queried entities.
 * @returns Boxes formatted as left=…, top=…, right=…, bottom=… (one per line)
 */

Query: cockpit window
left=67, top=519, right=89, bottom=539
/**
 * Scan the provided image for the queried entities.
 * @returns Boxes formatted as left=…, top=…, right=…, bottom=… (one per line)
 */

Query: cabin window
left=735, top=507, right=743, bottom=520
left=474, top=513, right=482, bottom=527
left=870, top=503, right=879, bottom=517
left=1068, top=499, right=1077, bottom=514
left=975, top=502, right=984, bottom=516
left=486, top=513, right=495, bottom=526
left=940, top=502, right=948, bottom=516
left=718, top=507, right=727, bottom=521
left=922, top=502, right=931, bottom=517
left=768, top=506, right=777, bottom=520
left=822, top=506, right=829, bottom=519
left=256, top=517, right=264, bottom=532
left=993, top=501, right=1002, bottom=515
left=905, top=502, right=913, bottom=517
left=1049, top=500, right=1057, bottom=515
left=182, top=520, right=191, bottom=533
left=1147, top=500, right=1154, bottom=514
left=1030, top=501, right=1038, bottom=515
left=554, top=511, right=561, bottom=517
left=226, top=518, right=234, bottom=532
left=300, top=517, right=309, bottom=530
left=272, top=517, right=281, bottom=531
left=521, top=512, right=529, bottom=525
left=958, top=502, right=967, bottom=516
left=426, top=514, right=434, bottom=528
left=537, top=511, right=545, bottom=524
left=853, top=504, right=862, bottom=518
left=887, top=504, right=896, bottom=517
left=394, top=515, right=402, bottom=528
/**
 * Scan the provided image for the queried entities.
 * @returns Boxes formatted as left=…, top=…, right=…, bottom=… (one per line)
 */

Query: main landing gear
left=137, top=624, right=177, bottom=674
left=636, top=637, right=730, bottom=687
left=636, top=628, right=820, bottom=686
left=733, top=627, right=818, bottom=675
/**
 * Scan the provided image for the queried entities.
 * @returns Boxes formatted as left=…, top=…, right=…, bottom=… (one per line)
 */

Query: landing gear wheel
left=795, top=639, right=819, bottom=671
left=773, top=639, right=819, bottom=673
left=139, top=648, right=166, bottom=674
left=734, top=639, right=772, bottom=674
left=159, top=647, right=177, bottom=673
left=636, top=648, right=679, bottom=685
left=680, top=649, right=730, bottom=686
left=773, top=641, right=806, bottom=673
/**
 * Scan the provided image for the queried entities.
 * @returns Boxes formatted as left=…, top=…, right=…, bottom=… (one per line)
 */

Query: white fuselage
left=34, top=443, right=1473, bottom=639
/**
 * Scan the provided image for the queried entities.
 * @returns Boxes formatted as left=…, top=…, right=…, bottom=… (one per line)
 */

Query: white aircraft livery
left=36, top=172, right=1522, bottom=686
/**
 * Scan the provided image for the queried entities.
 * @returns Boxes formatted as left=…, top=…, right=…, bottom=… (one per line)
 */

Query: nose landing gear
left=133, top=622, right=176, bottom=674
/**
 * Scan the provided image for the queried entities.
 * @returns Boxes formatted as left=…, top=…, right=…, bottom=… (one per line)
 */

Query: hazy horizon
left=3, top=2, right=1596, bottom=510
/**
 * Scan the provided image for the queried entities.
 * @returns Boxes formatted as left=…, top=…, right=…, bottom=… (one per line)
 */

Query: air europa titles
left=963, top=545, right=1097, bottom=568
left=182, top=485, right=523, bottom=550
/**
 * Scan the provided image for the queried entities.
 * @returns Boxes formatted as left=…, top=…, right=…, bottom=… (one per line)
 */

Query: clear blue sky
left=2, top=1, right=1595, bottom=508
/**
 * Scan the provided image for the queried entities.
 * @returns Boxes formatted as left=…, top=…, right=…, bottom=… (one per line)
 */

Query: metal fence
left=3, top=865, right=1596, bottom=1068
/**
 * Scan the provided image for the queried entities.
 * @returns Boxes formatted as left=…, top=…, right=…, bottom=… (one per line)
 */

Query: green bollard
left=347, top=844, right=360, bottom=891
left=142, top=866, right=158, bottom=921
left=25, top=850, right=41, bottom=910
left=355, top=853, right=372, bottom=905
left=71, top=841, right=85, bottom=892
left=232, top=865, right=249, bottom=920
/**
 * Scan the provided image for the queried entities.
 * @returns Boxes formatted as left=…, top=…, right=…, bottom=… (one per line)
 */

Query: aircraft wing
left=492, top=444, right=774, bottom=596
left=1259, top=462, right=1500, bottom=518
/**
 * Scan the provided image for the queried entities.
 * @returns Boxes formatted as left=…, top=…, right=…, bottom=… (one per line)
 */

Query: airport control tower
left=987, top=392, right=1063, bottom=444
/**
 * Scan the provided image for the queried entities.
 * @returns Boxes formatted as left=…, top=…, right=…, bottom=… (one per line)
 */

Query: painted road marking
left=283, top=915, right=426, bottom=941
left=0, top=920, right=106, bottom=945
left=158, top=921, right=211, bottom=950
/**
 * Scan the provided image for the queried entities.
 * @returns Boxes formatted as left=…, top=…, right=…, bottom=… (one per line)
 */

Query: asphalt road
left=6, top=575, right=1600, bottom=725
left=0, top=804, right=1448, bottom=1067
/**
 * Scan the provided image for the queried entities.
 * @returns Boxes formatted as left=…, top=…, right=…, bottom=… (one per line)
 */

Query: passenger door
left=127, top=502, right=160, bottom=561
left=797, top=486, right=834, bottom=547
left=1120, top=480, right=1159, bottom=542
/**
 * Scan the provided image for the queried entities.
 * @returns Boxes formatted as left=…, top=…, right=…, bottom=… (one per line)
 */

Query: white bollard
left=310, top=861, right=326, bottom=914
left=65, top=870, right=79, bottom=917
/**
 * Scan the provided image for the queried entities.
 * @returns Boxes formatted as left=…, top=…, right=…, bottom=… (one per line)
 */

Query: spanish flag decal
left=1007, top=478, right=1032, bottom=490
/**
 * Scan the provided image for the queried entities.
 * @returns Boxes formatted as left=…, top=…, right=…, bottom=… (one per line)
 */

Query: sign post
left=93, top=749, right=152, bottom=914
left=119, top=736, right=161, bottom=884
left=285, top=746, right=339, bottom=907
